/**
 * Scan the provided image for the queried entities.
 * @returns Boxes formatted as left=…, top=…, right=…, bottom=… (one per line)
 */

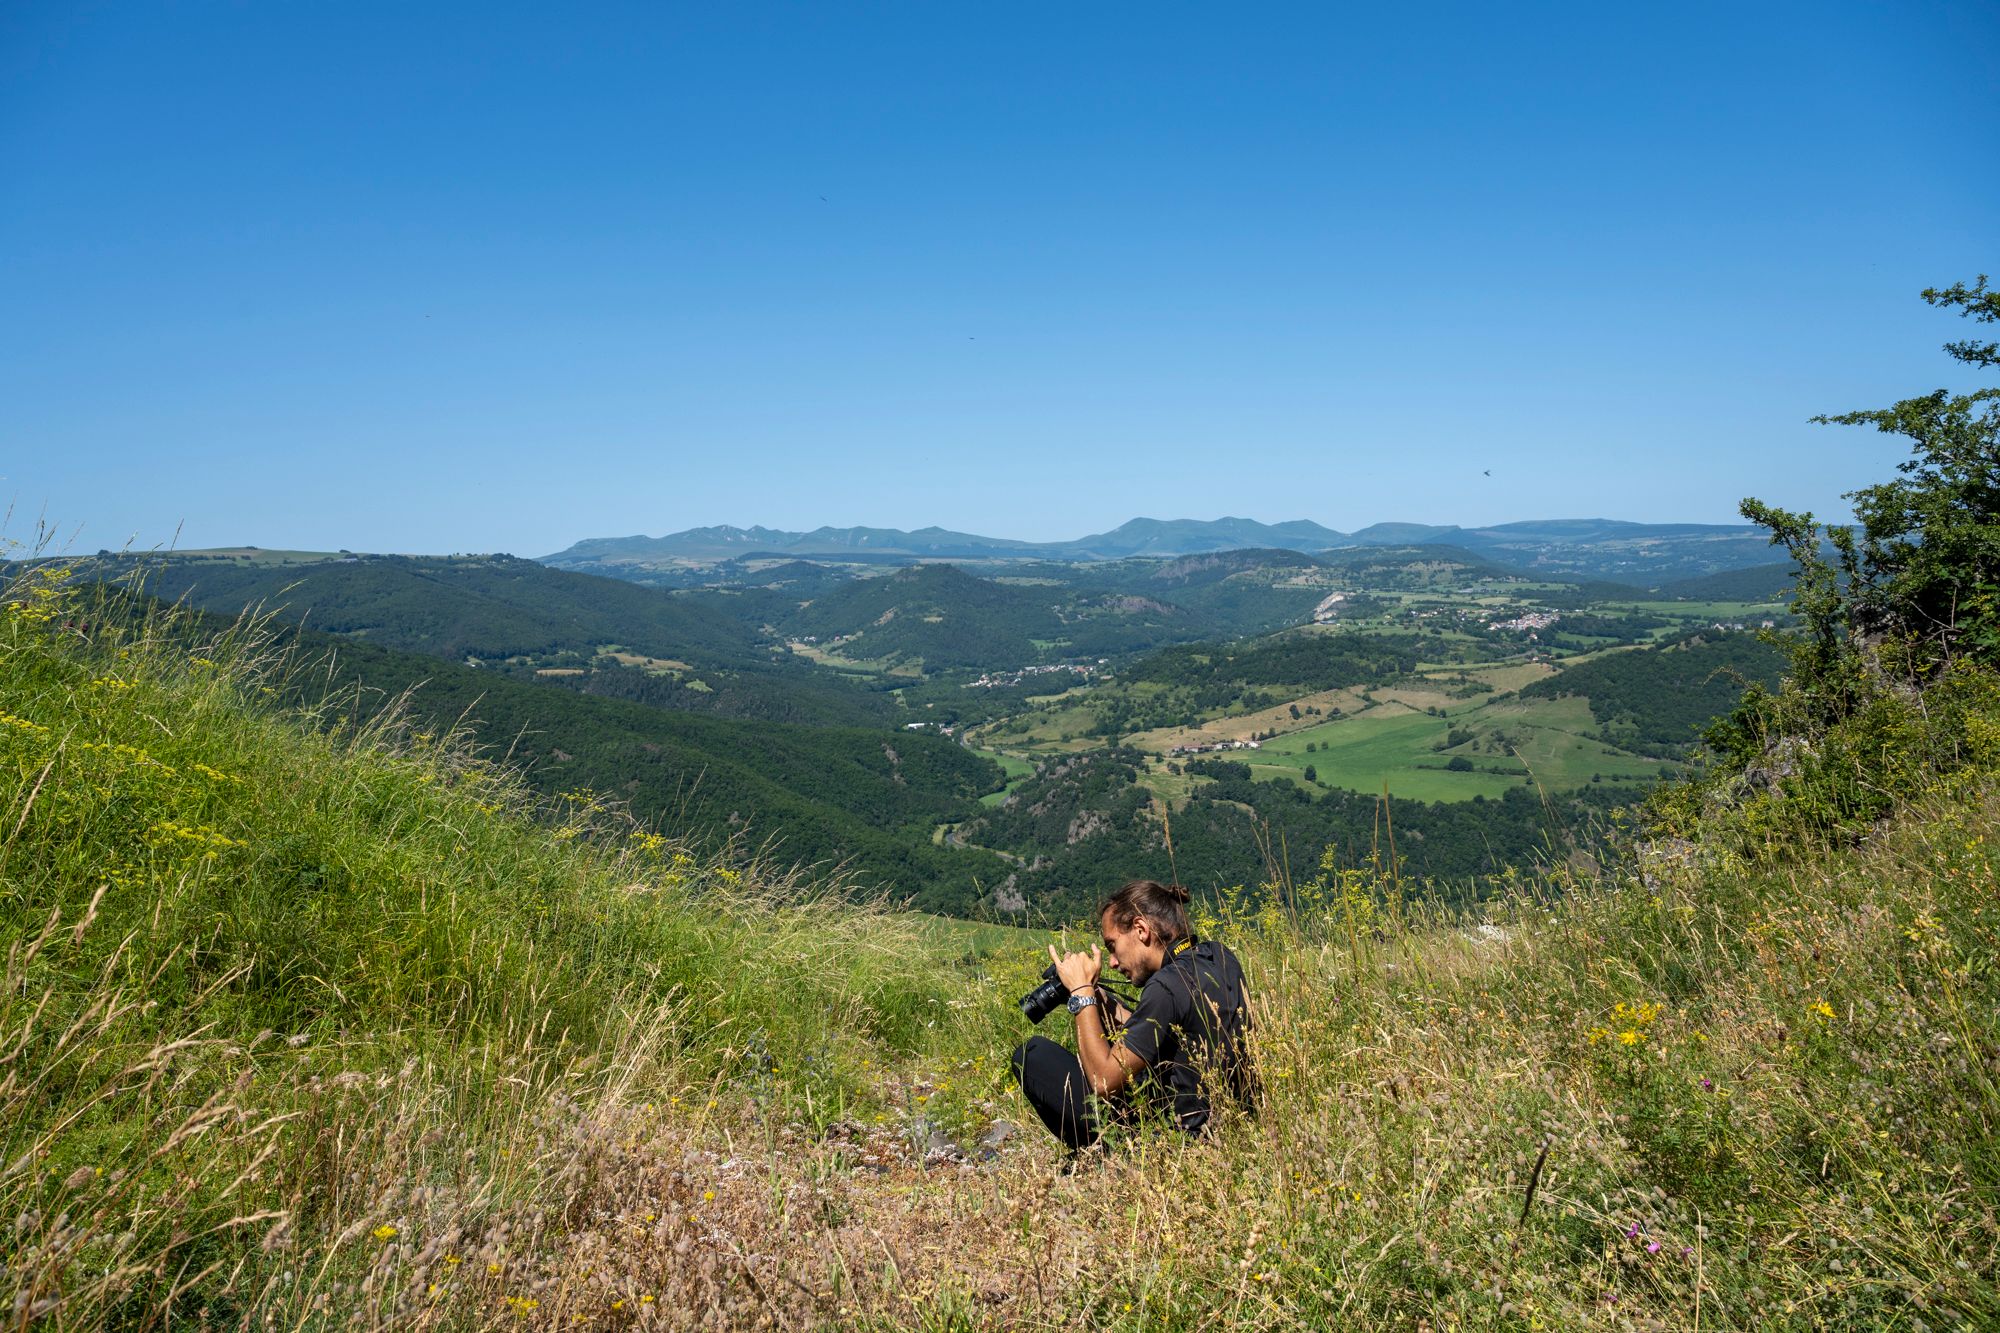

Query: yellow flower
left=1618, top=1030, right=1643, bottom=1046
left=702, top=1190, right=715, bottom=1202
left=372, top=1225, right=398, bottom=1242
left=1810, top=1000, right=1837, bottom=1021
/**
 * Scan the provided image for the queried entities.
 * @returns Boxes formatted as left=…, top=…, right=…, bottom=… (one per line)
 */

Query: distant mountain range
left=544, top=516, right=1782, bottom=583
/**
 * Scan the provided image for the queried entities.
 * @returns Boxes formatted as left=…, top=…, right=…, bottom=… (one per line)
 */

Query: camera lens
left=1018, top=964, right=1069, bottom=1024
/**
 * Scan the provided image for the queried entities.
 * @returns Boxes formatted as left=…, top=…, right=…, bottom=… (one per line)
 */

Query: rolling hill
left=541, top=515, right=1786, bottom=582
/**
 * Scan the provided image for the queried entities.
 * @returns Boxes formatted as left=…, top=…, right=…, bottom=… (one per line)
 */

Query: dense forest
left=111, top=612, right=1021, bottom=911
left=766, top=563, right=1208, bottom=669
left=1126, top=631, right=1424, bottom=691
left=955, top=747, right=1619, bottom=920
left=1519, top=631, right=1788, bottom=752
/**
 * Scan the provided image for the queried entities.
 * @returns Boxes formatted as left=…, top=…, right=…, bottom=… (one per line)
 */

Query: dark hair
left=1099, top=879, right=1193, bottom=947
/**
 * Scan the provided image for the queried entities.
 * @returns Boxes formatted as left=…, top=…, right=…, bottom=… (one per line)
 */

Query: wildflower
left=1700, top=1078, right=1713, bottom=1090
left=1809, top=1000, right=1837, bottom=1021
left=1618, top=1030, right=1643, bottom=1046
left=372, top=1225, right=398, bottom=1242
left=1646, top=1240, right=1661, bottom=1254
left=702, top=1190, right=715, bottom=1202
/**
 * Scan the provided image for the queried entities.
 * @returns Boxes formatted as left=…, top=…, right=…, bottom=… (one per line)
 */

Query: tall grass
left=4, top=559, right=1998, bottom=1329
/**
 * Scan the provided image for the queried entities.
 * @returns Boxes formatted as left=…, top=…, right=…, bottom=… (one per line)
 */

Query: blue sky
left=3, top=2, right=1994, bottom=556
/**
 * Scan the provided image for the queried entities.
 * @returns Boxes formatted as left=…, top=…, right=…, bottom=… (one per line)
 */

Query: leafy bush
left=1678, top=278, right=2000, bottom=843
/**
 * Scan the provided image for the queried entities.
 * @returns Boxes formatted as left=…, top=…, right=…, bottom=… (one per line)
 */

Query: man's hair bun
left=1100, top=878, right=1195, bottom=944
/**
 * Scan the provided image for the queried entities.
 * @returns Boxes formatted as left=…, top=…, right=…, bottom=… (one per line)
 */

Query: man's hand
left=1049, top=942, right=1101, bottom=995
left=1052, top=942, right=1140, bottom=1095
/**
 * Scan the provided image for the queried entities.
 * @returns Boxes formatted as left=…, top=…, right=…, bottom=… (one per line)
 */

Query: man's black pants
left=1010, top=1035, right=1100, bottom=1150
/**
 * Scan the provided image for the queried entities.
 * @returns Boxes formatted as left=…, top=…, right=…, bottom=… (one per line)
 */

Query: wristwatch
left=1067, top=991, right=1099, bottom=1015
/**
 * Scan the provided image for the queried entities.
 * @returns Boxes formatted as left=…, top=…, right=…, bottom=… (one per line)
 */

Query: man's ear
left=1134, top=916, right=1155, bottom=948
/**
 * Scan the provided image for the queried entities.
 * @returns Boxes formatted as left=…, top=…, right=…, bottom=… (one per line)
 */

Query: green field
left=1236, top=693, right=1667, bottom=802
left=1250, top=707, right=1526, bottom=800
left=974, top=748, right=1038, bottom=806
left=1466, top=695, right=1673, bottom=786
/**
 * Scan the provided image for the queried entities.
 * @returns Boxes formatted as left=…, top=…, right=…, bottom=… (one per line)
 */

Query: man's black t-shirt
left=1118, top=938, right=1256, bottom=1133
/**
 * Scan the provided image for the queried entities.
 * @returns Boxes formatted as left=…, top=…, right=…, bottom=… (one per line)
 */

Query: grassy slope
left=5, top=567, right=1998, bottom=1329
left=272, top=628, right=1011, bottom=911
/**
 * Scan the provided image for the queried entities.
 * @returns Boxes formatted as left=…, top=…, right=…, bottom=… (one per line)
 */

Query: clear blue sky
left=3, top=2, right=1994, bottom=556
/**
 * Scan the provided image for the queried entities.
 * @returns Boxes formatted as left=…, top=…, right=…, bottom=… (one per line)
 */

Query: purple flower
left=1626, top=1222, right=1641, bottom=1239
left=1646, top=1241, right=1661, bottom=1254
left=1700, top=1078, right=1713, bottom=1090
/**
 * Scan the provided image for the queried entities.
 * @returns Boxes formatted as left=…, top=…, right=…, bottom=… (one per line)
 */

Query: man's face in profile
left=1101, top=913, right=1162, bottom=985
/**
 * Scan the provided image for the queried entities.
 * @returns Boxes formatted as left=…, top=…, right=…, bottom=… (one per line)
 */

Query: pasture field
left=786, top=639, right=925, bottom=677
left=1230, top=692, right=1666, bottom=802
left=1125, top=685, right=1369, bottom=754
left=1250, top=706, right=1527, bottom=801
left=1420, top=659, right=1558, bottom=692
left=1461, top=694, right=1672, bottom=787
left=973, top=748, right=1037, bottom=806
left=600, top=649, right=694, bottom=672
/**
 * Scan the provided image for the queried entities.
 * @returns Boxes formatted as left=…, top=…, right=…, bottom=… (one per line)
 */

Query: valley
left=95, top=518, right=1794, bottom=922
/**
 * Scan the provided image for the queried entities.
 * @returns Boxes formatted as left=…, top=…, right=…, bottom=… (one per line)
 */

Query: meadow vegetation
left=6, top=535, right=1999, bottom=1329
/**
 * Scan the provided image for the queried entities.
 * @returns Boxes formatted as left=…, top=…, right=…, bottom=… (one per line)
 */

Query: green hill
left=102, top=552, right=904, bottom=728
left=125, top=551, right=766, bottom=665
left=1652, top=560, right=1798, bottom=601
left=273, top=628, right=1010, bottom=912
left=777, top=562, right=1200, bottom=671
left=1519, top=631, right=1788, bottom=752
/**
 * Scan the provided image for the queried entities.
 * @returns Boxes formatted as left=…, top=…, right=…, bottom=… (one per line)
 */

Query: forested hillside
left=773, top=562, right=1200, bottom=669
left=128, top=552, right=765, bottom=665
left=1519, top=632, right=1788, bottom=752
left=105, top=553, right=904, bottom=727
left=955, top=747, right=1616, bottom=920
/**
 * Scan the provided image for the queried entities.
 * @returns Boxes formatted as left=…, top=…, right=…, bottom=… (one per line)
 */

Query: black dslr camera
left=1019, top=966, right=1128, bottom=1025
left=1019, top=964, right=1070, bottom=1024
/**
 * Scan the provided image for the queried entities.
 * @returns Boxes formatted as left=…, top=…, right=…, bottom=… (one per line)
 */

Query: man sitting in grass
left=1011, top=879, right=1258, bottom=1152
